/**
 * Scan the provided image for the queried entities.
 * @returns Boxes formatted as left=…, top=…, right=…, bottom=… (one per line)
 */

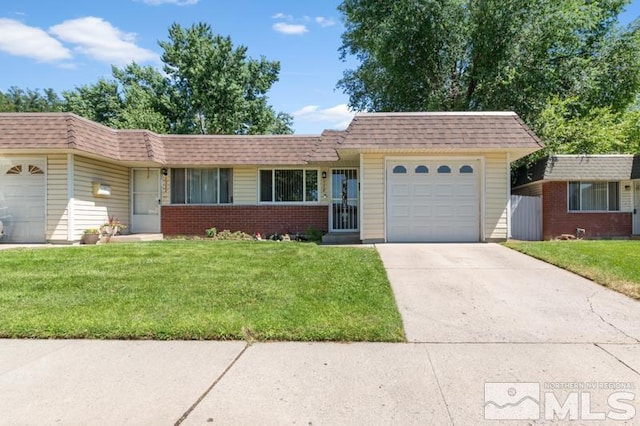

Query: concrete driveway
left=376, top=243, right=640, bottom=344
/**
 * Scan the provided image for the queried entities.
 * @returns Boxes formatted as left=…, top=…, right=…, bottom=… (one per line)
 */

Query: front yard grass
left=504, top=240, right=640, bottom=300
left=0, top=241, right=405, bottom=341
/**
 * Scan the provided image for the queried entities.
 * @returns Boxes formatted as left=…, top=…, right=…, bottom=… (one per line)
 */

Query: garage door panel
left=390, top=184, right=410, bottom=197
left=413, top=206, right=432, bottom=217
left=0, top=159, right=46, bottom=243
left=390, top=205, right=410, bottom=217
left=387, top=160, right=479, bottom=243
left=413, top=184, right=432, bottom=196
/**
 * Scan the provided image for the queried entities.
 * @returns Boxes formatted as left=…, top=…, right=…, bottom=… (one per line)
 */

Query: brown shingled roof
left=0, top=111, right=543, bottom=165
left=0, top=113, right=333, bottom=165
left=160, top=135, right=326, bottom=166
left=339, top=112, right=544, bottom=150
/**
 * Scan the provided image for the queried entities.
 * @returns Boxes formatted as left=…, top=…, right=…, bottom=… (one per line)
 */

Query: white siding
left=621, top=180, right=633, bottom=212
left=361, top=153, right=385, bottom=242
left=233, top=166, right=257, bottom=204
left=46, top=154, right=69, bottom=242
left=485, top=153, right=509, bottom=240
left=72, top=156, right=129, bottom=240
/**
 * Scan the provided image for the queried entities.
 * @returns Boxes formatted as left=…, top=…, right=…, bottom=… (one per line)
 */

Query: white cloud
left=139, top=0, right=198, bottom=5
left=292, top=104, right=355, bottom=130
left=50, top=17, right=159, bottom=65
left=271, top=12, right=293, bottom=20
left=315, top=16, right=336, bottom=28
left=0, top=18, right=71, bottom=62
left=273, top=22, right=308, bottom=35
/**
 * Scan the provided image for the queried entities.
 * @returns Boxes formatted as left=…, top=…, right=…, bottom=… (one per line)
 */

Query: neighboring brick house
left=512, top=155, right=640, bottom=240
left=0, top=111, right=543, bottom=243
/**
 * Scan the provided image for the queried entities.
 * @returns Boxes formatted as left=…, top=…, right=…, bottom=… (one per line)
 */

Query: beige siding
left=512, top=182, right=543, bottom=197
left=621, top=180, right=633, bottom=212
left=234, top=167, right=258, bottom=204
left=72, top=156, right=129, bottom=240
left=484, top=153, right=509, bottom=241
left=361, top=153, right=385, bottom=242
left=46, top=154, right=69, bottom=242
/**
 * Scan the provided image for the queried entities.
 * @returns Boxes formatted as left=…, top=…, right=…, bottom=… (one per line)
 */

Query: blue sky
left=1, top=0, right=639, bottom=134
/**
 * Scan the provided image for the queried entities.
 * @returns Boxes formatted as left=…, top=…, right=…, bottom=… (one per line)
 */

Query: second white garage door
left=386, top=159, right=480, bottom=242
left=0, top=158, right=46, bottom=243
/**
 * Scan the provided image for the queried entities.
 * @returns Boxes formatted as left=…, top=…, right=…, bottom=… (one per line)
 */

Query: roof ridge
left=65, top=115, right=77, bottom=149
left=512, top=115, right=544, bottom=148
left=142, top=131, right=156, bottom=162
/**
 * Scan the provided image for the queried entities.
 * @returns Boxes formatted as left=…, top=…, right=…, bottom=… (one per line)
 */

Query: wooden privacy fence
left=510, top=195, right=542, bottom=241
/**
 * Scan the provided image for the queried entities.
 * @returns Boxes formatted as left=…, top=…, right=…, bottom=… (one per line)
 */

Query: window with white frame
left=171, top=168, right=232, bottom=204
left=260, top=169, right=319, bottom=203
left=568, top=181, right=619, bottom=211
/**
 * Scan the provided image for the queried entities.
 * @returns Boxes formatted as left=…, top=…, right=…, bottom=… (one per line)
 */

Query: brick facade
left=161, top=205, right=329, bottom=236
left=542, top=181, right=632, bottom=239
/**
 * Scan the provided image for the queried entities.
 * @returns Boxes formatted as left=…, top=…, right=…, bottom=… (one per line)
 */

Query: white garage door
left=0, top=158, right=46, bottom=243
left=387, top=159, right=480, bottom=242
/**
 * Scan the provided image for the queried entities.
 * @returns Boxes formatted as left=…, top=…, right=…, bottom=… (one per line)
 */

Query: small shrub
left=205, top=227, right=217, bottom=238
left=305, top=226, right=323, bottom=243
left=214, top=230, right=254, bottom=241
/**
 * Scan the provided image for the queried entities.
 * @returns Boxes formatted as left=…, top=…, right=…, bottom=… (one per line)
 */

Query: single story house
left=512, top=155, right=640, bottom=239
left=0, top=111, right=542, bottom=244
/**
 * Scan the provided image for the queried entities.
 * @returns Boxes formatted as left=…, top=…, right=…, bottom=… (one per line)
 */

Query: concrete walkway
left=1, top=243, right=639, bottom=425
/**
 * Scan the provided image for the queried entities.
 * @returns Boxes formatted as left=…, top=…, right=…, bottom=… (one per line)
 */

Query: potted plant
left=99, top=216, right=127, bottom=243
left=82, top=228, right=100, bottom=245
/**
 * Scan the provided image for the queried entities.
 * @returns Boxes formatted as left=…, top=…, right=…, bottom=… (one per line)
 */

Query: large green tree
left=2, top=22, right=292, bottom=135
left=338, top=0, right=640, bottom=155
left=0, top=87, right=62, bottom=112
left=160, top=23, right=291, bottom=134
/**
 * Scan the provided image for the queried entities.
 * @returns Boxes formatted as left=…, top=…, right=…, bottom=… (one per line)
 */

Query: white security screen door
left=131, top=169, right=161, bottom=233
left=331, top=169, right=359, bottom=232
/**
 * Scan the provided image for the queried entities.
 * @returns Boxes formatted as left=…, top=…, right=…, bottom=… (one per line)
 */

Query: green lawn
left=504, top=240, right=640, bottom=300
left=0, top=241, right=405, bottom=342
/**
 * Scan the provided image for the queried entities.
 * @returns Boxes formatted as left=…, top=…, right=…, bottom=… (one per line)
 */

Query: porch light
left=321, top=171, right=327, bottom=179
left=161, top=168, right=168, bottom=176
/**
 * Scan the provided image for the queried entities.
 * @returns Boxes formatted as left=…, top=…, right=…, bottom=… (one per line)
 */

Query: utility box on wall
left=92, top=182, right=111, bottom=197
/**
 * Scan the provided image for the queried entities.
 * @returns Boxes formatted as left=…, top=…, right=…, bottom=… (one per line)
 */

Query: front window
left=568, top=181, right=619, bottom=211
left=260, top=169, right=319, bottom=203
left=171, top=168, right=232, bottom=204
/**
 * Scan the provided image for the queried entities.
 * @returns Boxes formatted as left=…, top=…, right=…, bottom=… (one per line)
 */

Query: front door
left=634, top=181, right=640, bottom=235
left=330, top=169, right=359, bottom=232
left=131, top=169, right=161, bottom=233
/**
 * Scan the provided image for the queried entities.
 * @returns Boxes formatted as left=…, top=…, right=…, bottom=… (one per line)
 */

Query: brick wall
left=542, top=181, right=632, bottom=239
left=161, top=205, right=328, bottom=236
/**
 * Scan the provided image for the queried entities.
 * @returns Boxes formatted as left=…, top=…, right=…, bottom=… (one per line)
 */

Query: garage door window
left=415, top=165, right=429, bottom=174
left=29, top=165, right=44, bottom=175
left=459, top=165, right=474, bottom=174
left=6, top=165, right=22, bottom=175
left=437, top=165, right=451, bottom=173
left=392, top=165, right=407, bottom=174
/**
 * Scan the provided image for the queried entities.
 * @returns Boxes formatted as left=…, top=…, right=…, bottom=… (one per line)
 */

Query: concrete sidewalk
left=1, top=339, right=638, bottom=425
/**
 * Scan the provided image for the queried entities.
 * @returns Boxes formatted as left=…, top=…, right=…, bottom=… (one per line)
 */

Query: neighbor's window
left=171, top=168, right=232, bottom=204
left=568, top=181, right=619, bottom=212
left=260, top=169, right=319, bottom=203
